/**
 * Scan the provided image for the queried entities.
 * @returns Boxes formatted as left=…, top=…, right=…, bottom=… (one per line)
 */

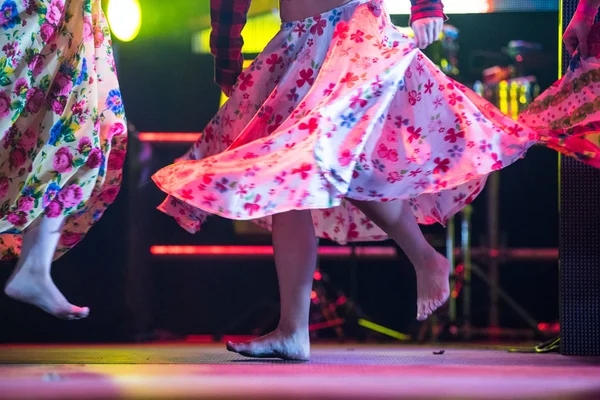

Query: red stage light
left=138, top=132, right=201, bottom=143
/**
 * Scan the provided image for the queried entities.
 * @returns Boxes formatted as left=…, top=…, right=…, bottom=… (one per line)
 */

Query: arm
left=563, top=0, right=600, bottom=57
left=210, top=0, right=252, bottom=94
left=579, top=0, right=600, bottom=11
left=409, top=0, right=446, bottom=25
left=410, top=0, right=446, bottom=49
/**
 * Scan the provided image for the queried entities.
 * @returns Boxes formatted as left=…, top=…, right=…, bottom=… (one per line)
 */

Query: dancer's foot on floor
left=226, top=328, right=310, bottom=361
left=5, top=269, right=89, bottom=320
left=413, top=252, right=451, bottom=321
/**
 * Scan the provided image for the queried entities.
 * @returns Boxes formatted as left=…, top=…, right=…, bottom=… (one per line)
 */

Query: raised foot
left=226, top=329, right=310, bottom=361
left=4, top=269, right=89, bottom=320
left=414, top=252, right=451, bottom=321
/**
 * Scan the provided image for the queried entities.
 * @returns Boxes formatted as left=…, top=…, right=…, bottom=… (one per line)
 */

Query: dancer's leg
left=349, top=199, right=450, bottom=321
left=5, top=215, right=90, bottom=320
left=227, top=210, right=317, bottom=360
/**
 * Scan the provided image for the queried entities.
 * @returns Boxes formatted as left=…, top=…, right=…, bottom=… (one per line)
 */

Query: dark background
left=0, top=8, right=561, bottom=343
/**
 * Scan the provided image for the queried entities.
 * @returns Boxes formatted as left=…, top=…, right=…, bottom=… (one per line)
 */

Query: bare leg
left=227, top=210, right=316, bottom=361
left=349, top=199, right=450, bottom=321
left=4, top=215, right=90, bottom=320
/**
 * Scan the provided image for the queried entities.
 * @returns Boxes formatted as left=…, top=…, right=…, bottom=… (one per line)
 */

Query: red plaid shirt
left=210, top=0, right=445, bottom=88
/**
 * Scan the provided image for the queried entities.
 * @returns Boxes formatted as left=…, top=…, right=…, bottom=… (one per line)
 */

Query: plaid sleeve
left=409, top=0, right=448, bottom=24
left=210, top=0, right=252, bottom=88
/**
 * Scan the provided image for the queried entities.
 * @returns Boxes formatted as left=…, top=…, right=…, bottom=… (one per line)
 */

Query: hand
left=411, top=17, right=444, bottom=50
left=563, top=10, right=595, bottom=58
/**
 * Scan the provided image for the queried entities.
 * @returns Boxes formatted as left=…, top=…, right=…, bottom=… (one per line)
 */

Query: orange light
left=138, top=132, right=201, bottom=143
left=311, top=290, right=317, bottom=300
left=150, top=245, right=273, bottom=255
left=313, top=271, right=322, bottom=281
left=150, top=245, right=397, bottom=257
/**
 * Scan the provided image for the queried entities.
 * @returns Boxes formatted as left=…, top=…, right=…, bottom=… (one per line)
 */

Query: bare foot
left=226, top=329, right=310, bottom=361
left=4, top=269, right=89, bottom=320
left=413, top=252, right=451, bottom=321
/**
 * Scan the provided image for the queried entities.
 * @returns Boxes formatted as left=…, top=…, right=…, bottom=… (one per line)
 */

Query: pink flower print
left=349, top=89, right=368, bottom=108
left=491, top=153, right=503, bottom=170
left=339, top=149, right=353, bottom=167
left=60, top=231, right=83, bottom=247
left=333, top=22, right=350, bottom=40
left=266, top=54, right=283, bottom=73
left=296, top=69, right=315, bottom=87
left=299, top=117, right=320, bottom=134
left=46, top=200, right=63, bottom=218
left=244, top=195, right=262, bottom=216
left=351, top=29, right=365, bottom=43
left=348, top=223, right=359, bottom=240
left=424, top=79, right=434, bottom=94
left=0, top=177, right=8, bottom=198
left=444, top=128, right=465, bottom=143
left=387, top=171, right=403, bottom=183
left=237, top=73, right=254, bottom=91
left=434, top=179, right=448, bottom=190
left=414, top=179, right=428, bottom=190
left=274, top=172, right=287, bottom=184
left=340, top=72, right=359, bottom=88
left=17, top=196, right=35, bottom=212
left=377, top=144, right=399, bottom=162
left=310, top=16, right=327, bottom=35
left=371, top=76, right=383, bottom=90
left=405, top=67, right=413, bottom=78
left=19, top=129, right=37, bottom=151
left=8, top=212, right=27, bottom=226
left=433, top=96, right=443, bottom=108
left=292, top=163, right=313, bottom=180
left=479, top=140, right=492, bottom=153
left=29, top=54, right=45, bottom=77
left=0, top=91, right=10, bottom=118
left=323, top=83, right=336, bottom=96
left=293, top=22, right=307, bottom=36
left=386, top=131, right=398, bottom=142
left=433, top=157, right=451, bottom=174
left=408, top=90, right=422, bottom=105
left=448, top=93, right=464, bottom=106
left=58, top=184, right=84, bottom=208
left=508, top=124, right=524, bottom=137
left=53, top=147, right=73, bottom=173
left=177, top=189, right=194, bottom=201
left=100, top=187, right=120, bottom=204
left=46, top=0, right=63, bottom=25
left=406, top=126, right=422, bottom=143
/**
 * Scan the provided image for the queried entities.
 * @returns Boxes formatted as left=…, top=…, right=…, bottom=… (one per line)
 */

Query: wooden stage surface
left=1, top=343, right=599, bottom=399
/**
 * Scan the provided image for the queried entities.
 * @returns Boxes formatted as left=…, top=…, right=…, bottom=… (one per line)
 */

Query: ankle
left=14, top=261, right=50, bottom=278
left=276, top=322, right=309, bottom=337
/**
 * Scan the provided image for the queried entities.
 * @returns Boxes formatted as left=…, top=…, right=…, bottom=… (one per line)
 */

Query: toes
left=226, top=341, right=237, bottom=352
left=416, top=302, right=428, bottom=321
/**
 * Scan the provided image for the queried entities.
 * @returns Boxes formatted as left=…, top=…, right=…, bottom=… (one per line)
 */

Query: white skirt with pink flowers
left=153, top=0, right=538, bottom=243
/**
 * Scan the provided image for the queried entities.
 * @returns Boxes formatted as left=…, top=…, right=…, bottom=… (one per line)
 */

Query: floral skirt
left=153, top=0, right=598, bottom=244
left=0, top=0, right=127, bottom=259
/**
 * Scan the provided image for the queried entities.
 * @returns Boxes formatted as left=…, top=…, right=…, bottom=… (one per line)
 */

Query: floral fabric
left=0, top=0, right=127, bottom=259
left=153, top=0, right=600, bottom=244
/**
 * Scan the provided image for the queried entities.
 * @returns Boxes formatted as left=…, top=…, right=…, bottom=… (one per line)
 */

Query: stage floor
left=1, top=343, right=599, bottom=399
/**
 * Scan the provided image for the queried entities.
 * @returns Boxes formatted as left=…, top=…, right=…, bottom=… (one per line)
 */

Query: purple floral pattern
left=0, top=0, right=127, bottom=259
